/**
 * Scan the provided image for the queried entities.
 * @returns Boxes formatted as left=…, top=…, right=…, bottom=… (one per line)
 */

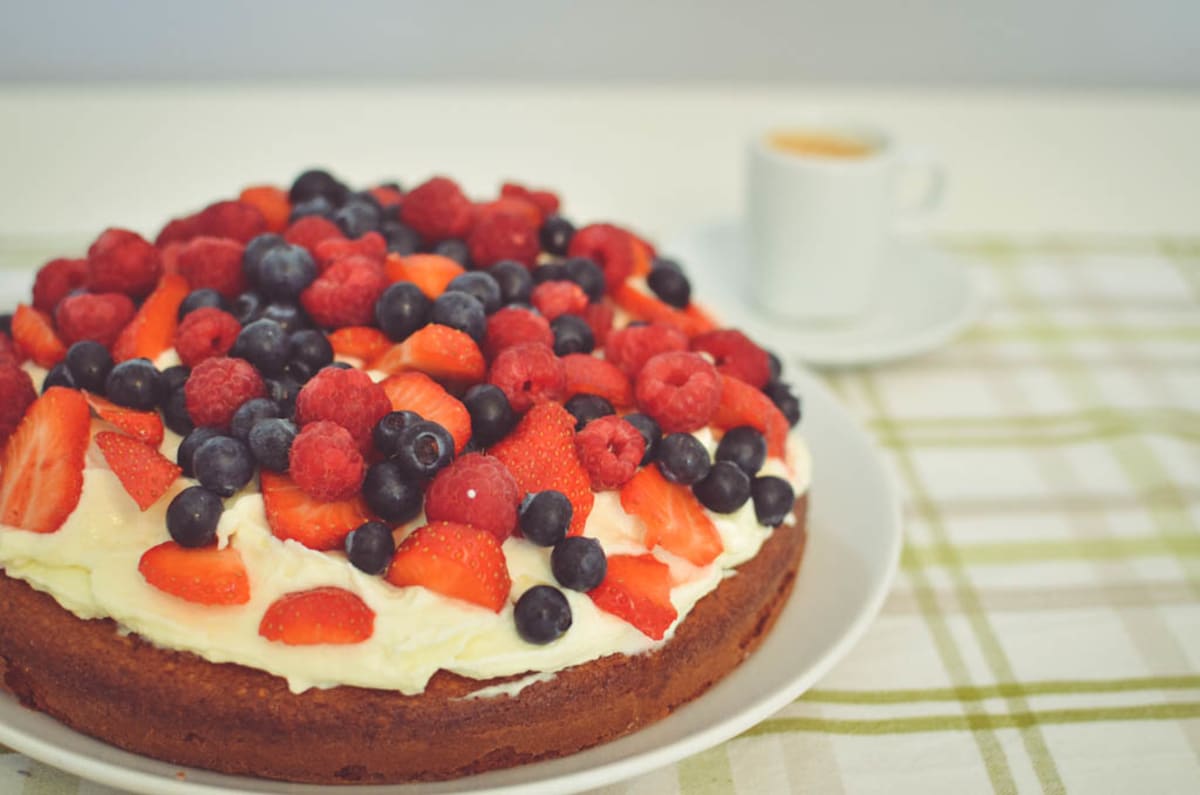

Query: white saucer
left=664, top=220, right=981, bottom=367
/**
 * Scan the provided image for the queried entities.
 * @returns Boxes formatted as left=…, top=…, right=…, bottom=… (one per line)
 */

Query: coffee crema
left=767, top=130, right=873, bottom=159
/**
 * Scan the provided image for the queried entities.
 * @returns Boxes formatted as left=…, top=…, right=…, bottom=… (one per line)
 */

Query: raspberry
left=468, top=212, right=540, bottom=269
left=155, top=215, right=204, bottom=247
left=32, top=257, right=88, bottom=313
left=574, top=415, right=645, bottom=490
left=174, top=307, right=241, bottom=367
left=0, top=364, right=37, bottom=445
left=288, top=421, right=366, bottom=502
left=531, top=281, right=589, bottom=321
left=195, top=200, right=268, bottom=243
left=294, top=366, right=392, bottom=452
left=691, top=329, right=770, bottom=388
left=634, top=351, right=722, bottom=434
left=475, top=197, right=541, bottom=228
left=424, top=453, right=521, bottom=542
left=500, top=182, right=560, bottom=218
left=300, top=256, right=389, bottom=329
left=400, top=176, right=473, bottom=244
left=176, top=236, right=247, bottom=299
left=604, top=322, right=689, bottom=377
left=313, top=232, right=387, bottom=272
left=86, top=228, right=163, bottom=299
left=487, top=342, right=566, bottom=414
left=184, top=356, right=267, bottom=431
left=561, top=353, right=633, bottom=408
left=567, top=223, right=636, bottom=292
left=583, top=301, right=615, bottom=347
left=284, top=215, right=346, bottom=254
left=53, top=292, right=135, bottom=347
left=484, top=306, right=553, bottom=360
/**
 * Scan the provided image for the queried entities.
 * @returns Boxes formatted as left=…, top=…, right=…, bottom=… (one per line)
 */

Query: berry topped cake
left=0, top=170, right=809, bottom=784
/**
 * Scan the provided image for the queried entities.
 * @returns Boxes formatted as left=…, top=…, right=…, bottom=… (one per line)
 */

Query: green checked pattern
left=1, top=236, right=1198, bottom=794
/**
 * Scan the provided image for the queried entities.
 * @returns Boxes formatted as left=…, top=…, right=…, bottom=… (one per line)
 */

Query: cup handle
left=893, top=149, right=946, bottom=233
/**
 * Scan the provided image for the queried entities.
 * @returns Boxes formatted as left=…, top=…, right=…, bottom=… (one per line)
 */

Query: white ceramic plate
left=665, top=219, right=981, bottom=367
left=0, top=277, right=901, bottom=795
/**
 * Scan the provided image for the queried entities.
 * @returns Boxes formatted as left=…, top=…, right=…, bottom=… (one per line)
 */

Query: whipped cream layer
left=0, top=370, right=810, bottom=696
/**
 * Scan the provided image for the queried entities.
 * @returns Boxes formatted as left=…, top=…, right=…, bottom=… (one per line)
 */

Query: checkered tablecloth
left=0, top=237, right=1197, bottom=794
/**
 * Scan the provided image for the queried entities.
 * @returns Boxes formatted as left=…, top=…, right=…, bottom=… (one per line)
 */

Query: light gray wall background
left=1, top=0, right=1197, bottom=88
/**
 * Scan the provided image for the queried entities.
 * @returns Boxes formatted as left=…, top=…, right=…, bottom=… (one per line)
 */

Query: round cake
left=0, top=171, right=810, bottom=784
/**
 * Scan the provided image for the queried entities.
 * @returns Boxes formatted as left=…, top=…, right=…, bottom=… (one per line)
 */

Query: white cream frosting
left=0, top=369, right=810, bottom=696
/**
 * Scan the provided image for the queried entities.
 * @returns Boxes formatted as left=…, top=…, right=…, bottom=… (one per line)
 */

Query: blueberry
left=763, top=382, right=802, bottom=427
left=656, top=433, right=711, bottom=485
left=159, top=364, right=191, bottom=395
left=177, top=427, right=223, bottom=478
left=551, top=536, right=607, bottom=592
left=243, top=233, right=286, bottom=287
left=532, top=262, right=568, bottom=284
left=348, top=189, right=384, bottom=213
left=563, top=394, right=613, bottom=431
left=563, top=257, right=605, bottom=303
left=64, top=340, right=113, bottom=393
left=392, top=420, right=455, bottom=480
left=647, top=259, right=691, bottom=308
left=375, top=282, right=430, bottom=342
left=430, top=291, right=486, bottom=344
left=550, top=314, right=594, bottom=356
left=0, top=313, right=11, bottom=336
left=362, top=461, right=424, bottom=523
left=432, top=238, right=471, bottom=267
left=261, top=302, right=309, bottom=335
left=345, top=520, right=396, bottom=575
left=373, top=410, right=422, bottom=458
left=539, top=215, right=575, bottom=257
left=488, top=260, right=533, bottom=305
left=286, top=329, right=333, bottom=382
left=230, top=291, right=263, bottom=326
left=715, top=426, right=767, bottom=476
left=333, top=199, right=381, bottom=238
left=518, top=490, right=573, bottom=546
left=166, top=486, right=224, bottom=548
left=42, top=362, right=76, bottom=392
left=446, top=271, right=502, bottom=315
left=766, top=350, right=783, bottom=382
left=263, top=376, right=302, bottom=419
left=751, top=475, right=795, bottom=527
left=230, top=318, right=288, bottom=377
left=105, top=359, right=164, bottom=411
left=230, top=397, right=281, bottom=442
left=288, top=195, right=335, bottom=223
left=177, top=288, right=228, bottom=320
left=514, top=585, right=572, bottom=645
left=161, top=388, right=195, bottom=436
left=289, top=168, right=348, bottom=205
left=258, top=245, right=317, bottom=303
left=380, top=219, right=421, bottom=255
left=622, top=412, right=661, bottom=465
left=462, top=383, right=514, bottom=447
left=247, top=417, right=297, bottom=472
left=193, top=436, right=255, bottom=498
left=693, top=461, right=752, bottom=514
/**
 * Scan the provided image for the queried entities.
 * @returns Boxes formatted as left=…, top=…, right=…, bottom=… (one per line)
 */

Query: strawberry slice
left=588, top=553, right=677, bottom=640
left=260, top=469, right=375, bottom=551
left=561, top=353, right=634, bottom=408
left=489, top=401, right=594, bottom=536
left=111, top=273, right=190, bottom=362
left=619, top=465, right=723, bottom=566
left=0, top=387, right=89, bottom=533
left=258, top=587, right=375, bottom=645
left=369, top=323, right=487, bottom=385
left=385, top=521, right=511, bottom=612
left=84, top=391, right=164, bottom=447
left=612, top=283, right=715, bottom=339
left=385, top=253, right=466, bottom=299
left=11, top=304, right=66, bottom=368
left=237, top=185, right=290, bottom=233
left=328, top=325, right=392, bottom=362
left=709, top=375, right=790, bottom=459
left=138, top=541, right=251, bottom=605
left=378, top=371, right=471, bottom=454
left=94, top=431, right=181, bottom=511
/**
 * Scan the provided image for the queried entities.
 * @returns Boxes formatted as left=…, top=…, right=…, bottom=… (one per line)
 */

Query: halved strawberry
left=612, top=282, right=715, bottom=339
left=11, top=304, right=66, bottom=368
left=328, top=325, right=392, bottom=362
left=588, top=553, right=677, bottom=640
left=378, top=371, right=472, bottom=454
left=709, top=375, right=790, bottom=459
left=489, top=401, right=593, bottom=536
left=258, top=587, right=375, bottom=645
left=110, top=273, right=190, bottom=362
left=561, top=353, right=634, bottom=408
left=385, top=253, right=465, bottom=299
left=369, top=323, right=487, bottom=385
left=94, top=431, right=181, bottom=511
left=238, top=185, right=290, bottom=233
left=138, top=541, right=251, bottom=605
left=260, top=470, right=374, bottom=551
left=619, top=465, right=723, bottom=566
left=385, top=521, right=511, bottom=612
left=0, top=387, right=89, bottom=533
left=84, top=391, right=164, bottom=447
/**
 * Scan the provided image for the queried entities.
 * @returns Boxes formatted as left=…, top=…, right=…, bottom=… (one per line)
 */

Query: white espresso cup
left=746, top=124, right=945, bottom=322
